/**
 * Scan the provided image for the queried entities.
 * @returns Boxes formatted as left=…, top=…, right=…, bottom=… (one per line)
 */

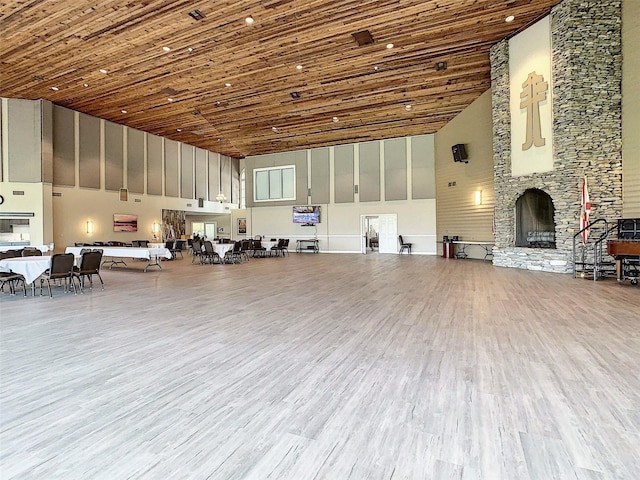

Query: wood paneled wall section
left=435, top=90, right=494, bottom=245
left=623, top=0, right=640, bottom=217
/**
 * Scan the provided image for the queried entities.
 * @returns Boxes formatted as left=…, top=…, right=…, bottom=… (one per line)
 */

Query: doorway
left=191, top=221, right=217, bottom=241
left=360, top=214, right=397, bottom=254
left=361, top=216, right=379, bottom=255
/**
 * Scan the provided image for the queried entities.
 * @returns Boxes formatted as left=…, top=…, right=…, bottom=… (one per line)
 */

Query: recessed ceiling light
left=177, top=128, right=182, bottom=132
left=290, top=91, right=301, bottom=99
left=168, top=98, right=174, bottom=102
left=386, top=43, right=394, bottom=49
left=188, top=47, right=194, bottom=52
left=162, top=46, right=171, bottom=52
left=225, top=82, right=232, bottom=87
left=121, top=109, right=127, bottom=113
left=405, top=104, right=412, bottom=111
left=271, top=126, right=278, bottom=132
left=332, top=116, right=339, bottom=122
left=83, top=83, right=89, bottom=87
left=296, top=64, right=303, bottom=70
left=99, top=69, right=108, bottom=74
left=373, top=65, right=379, bottom=71
left=245, top=15, right=254, bottom=25
left=51, top=86, right=59, bottom=91
left=505, top=15, right=515, bottom=22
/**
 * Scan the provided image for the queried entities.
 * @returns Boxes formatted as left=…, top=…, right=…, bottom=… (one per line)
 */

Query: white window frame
left=253, top=165, right=296, bottom=202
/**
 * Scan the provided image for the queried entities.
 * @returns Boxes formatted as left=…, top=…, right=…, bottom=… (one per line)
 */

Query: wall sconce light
left=86, top=220, right=94, bottom=234
left=152, top=222, right=160, bottom=233
left=474, top=190, right=482, bottom=205
left=215, top=192, right=227, bottom=203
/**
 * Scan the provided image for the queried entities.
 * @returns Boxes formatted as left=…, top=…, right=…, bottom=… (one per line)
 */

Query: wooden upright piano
left=608, top=217, right=640, bottom=285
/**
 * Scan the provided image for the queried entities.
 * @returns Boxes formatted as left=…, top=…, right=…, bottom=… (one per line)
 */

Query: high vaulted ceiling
left=1, top=0, right=561, bottom=158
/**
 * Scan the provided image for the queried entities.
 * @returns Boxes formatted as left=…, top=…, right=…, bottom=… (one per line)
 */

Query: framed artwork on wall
left=113, top=214, right=138, bottom=232
left=237, top=218, right=247, bottom=235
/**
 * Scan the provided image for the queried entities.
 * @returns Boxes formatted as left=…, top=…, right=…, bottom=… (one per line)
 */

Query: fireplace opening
left=515, top=188, right=556, bottom=248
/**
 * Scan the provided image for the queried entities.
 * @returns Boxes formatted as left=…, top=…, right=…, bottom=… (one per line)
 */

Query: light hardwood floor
left=1, top=253, right=639, bottom=480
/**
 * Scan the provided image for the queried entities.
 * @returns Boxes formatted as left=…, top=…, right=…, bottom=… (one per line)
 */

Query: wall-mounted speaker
left=198, top=197, right=204, bottom=208
left=452, top=144, right=468, bottom=163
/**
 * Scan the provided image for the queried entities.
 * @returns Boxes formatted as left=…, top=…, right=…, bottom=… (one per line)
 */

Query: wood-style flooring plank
left=1, top=254, right=639, bottom=479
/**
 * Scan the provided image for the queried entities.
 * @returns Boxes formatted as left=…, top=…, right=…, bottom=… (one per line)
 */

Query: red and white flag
left=580, top=177, right=591, bottom=244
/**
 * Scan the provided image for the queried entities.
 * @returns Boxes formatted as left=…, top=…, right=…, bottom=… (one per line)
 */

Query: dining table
left=65, top=246, right=172, bottom=272
left=0, top=255, right=57, bottom=295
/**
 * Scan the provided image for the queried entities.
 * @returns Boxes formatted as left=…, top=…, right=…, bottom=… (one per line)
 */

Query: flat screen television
left=293, top=205, right=321, bottom=225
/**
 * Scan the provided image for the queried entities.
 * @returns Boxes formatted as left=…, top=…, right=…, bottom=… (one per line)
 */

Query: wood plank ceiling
left=0, top=0, right=561, bottom=158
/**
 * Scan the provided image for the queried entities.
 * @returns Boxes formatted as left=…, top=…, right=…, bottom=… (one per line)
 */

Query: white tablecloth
left=0, top=245, right=49, bottom=253
left=65, top=246, right=172, bottom=260
left=213, top=244, right=234, bottom=256
left=0, top=256, right=52, bottom=284
left=260, top=241, right=277, bottom=250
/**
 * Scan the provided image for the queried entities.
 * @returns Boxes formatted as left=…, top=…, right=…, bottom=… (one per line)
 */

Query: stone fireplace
left=490, top=0, right=623, bottom=273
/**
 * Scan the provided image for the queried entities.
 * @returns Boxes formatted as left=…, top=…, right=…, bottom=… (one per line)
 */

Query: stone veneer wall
left=491, top=0, right=622, bottom=273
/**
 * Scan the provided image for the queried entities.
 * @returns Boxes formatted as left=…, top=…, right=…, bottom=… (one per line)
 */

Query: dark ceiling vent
left=188, top=9, right=205, bottom=21
left=290, top=91, right=301, bottom=99
left=352, top=30, right=375, bottom=46
left=435, top=61, right=448, bottom=71
left=159, top=87, right=180, bottom=96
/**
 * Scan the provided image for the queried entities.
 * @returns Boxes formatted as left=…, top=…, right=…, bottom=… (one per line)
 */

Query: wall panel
left=147, top=133, right=163, bottom=195
left=334, top=144, right=354, bottom=203
left=384, top=138, right=407, bottom=201
left=311, top=147, right=330, bottom=204
left=165, top=139, right=179, bottom=197
left=412, top=134, right=436, bottom=199
left=208, top=152, right=220, bottom=201
left=195, top=148, right=207, bottom=201
left=359, top=141, right=380, bottom=202
left=104, top=121, right=123, bottom=191
left=52, top=105, right=75, bottom=187
left=181, top=143, right=194, bottom=199
left=79, top=113, right=100, bottom=189
left=127, top=128, right=145, bottom=194
left=7, top=98, right=41, bottom=182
